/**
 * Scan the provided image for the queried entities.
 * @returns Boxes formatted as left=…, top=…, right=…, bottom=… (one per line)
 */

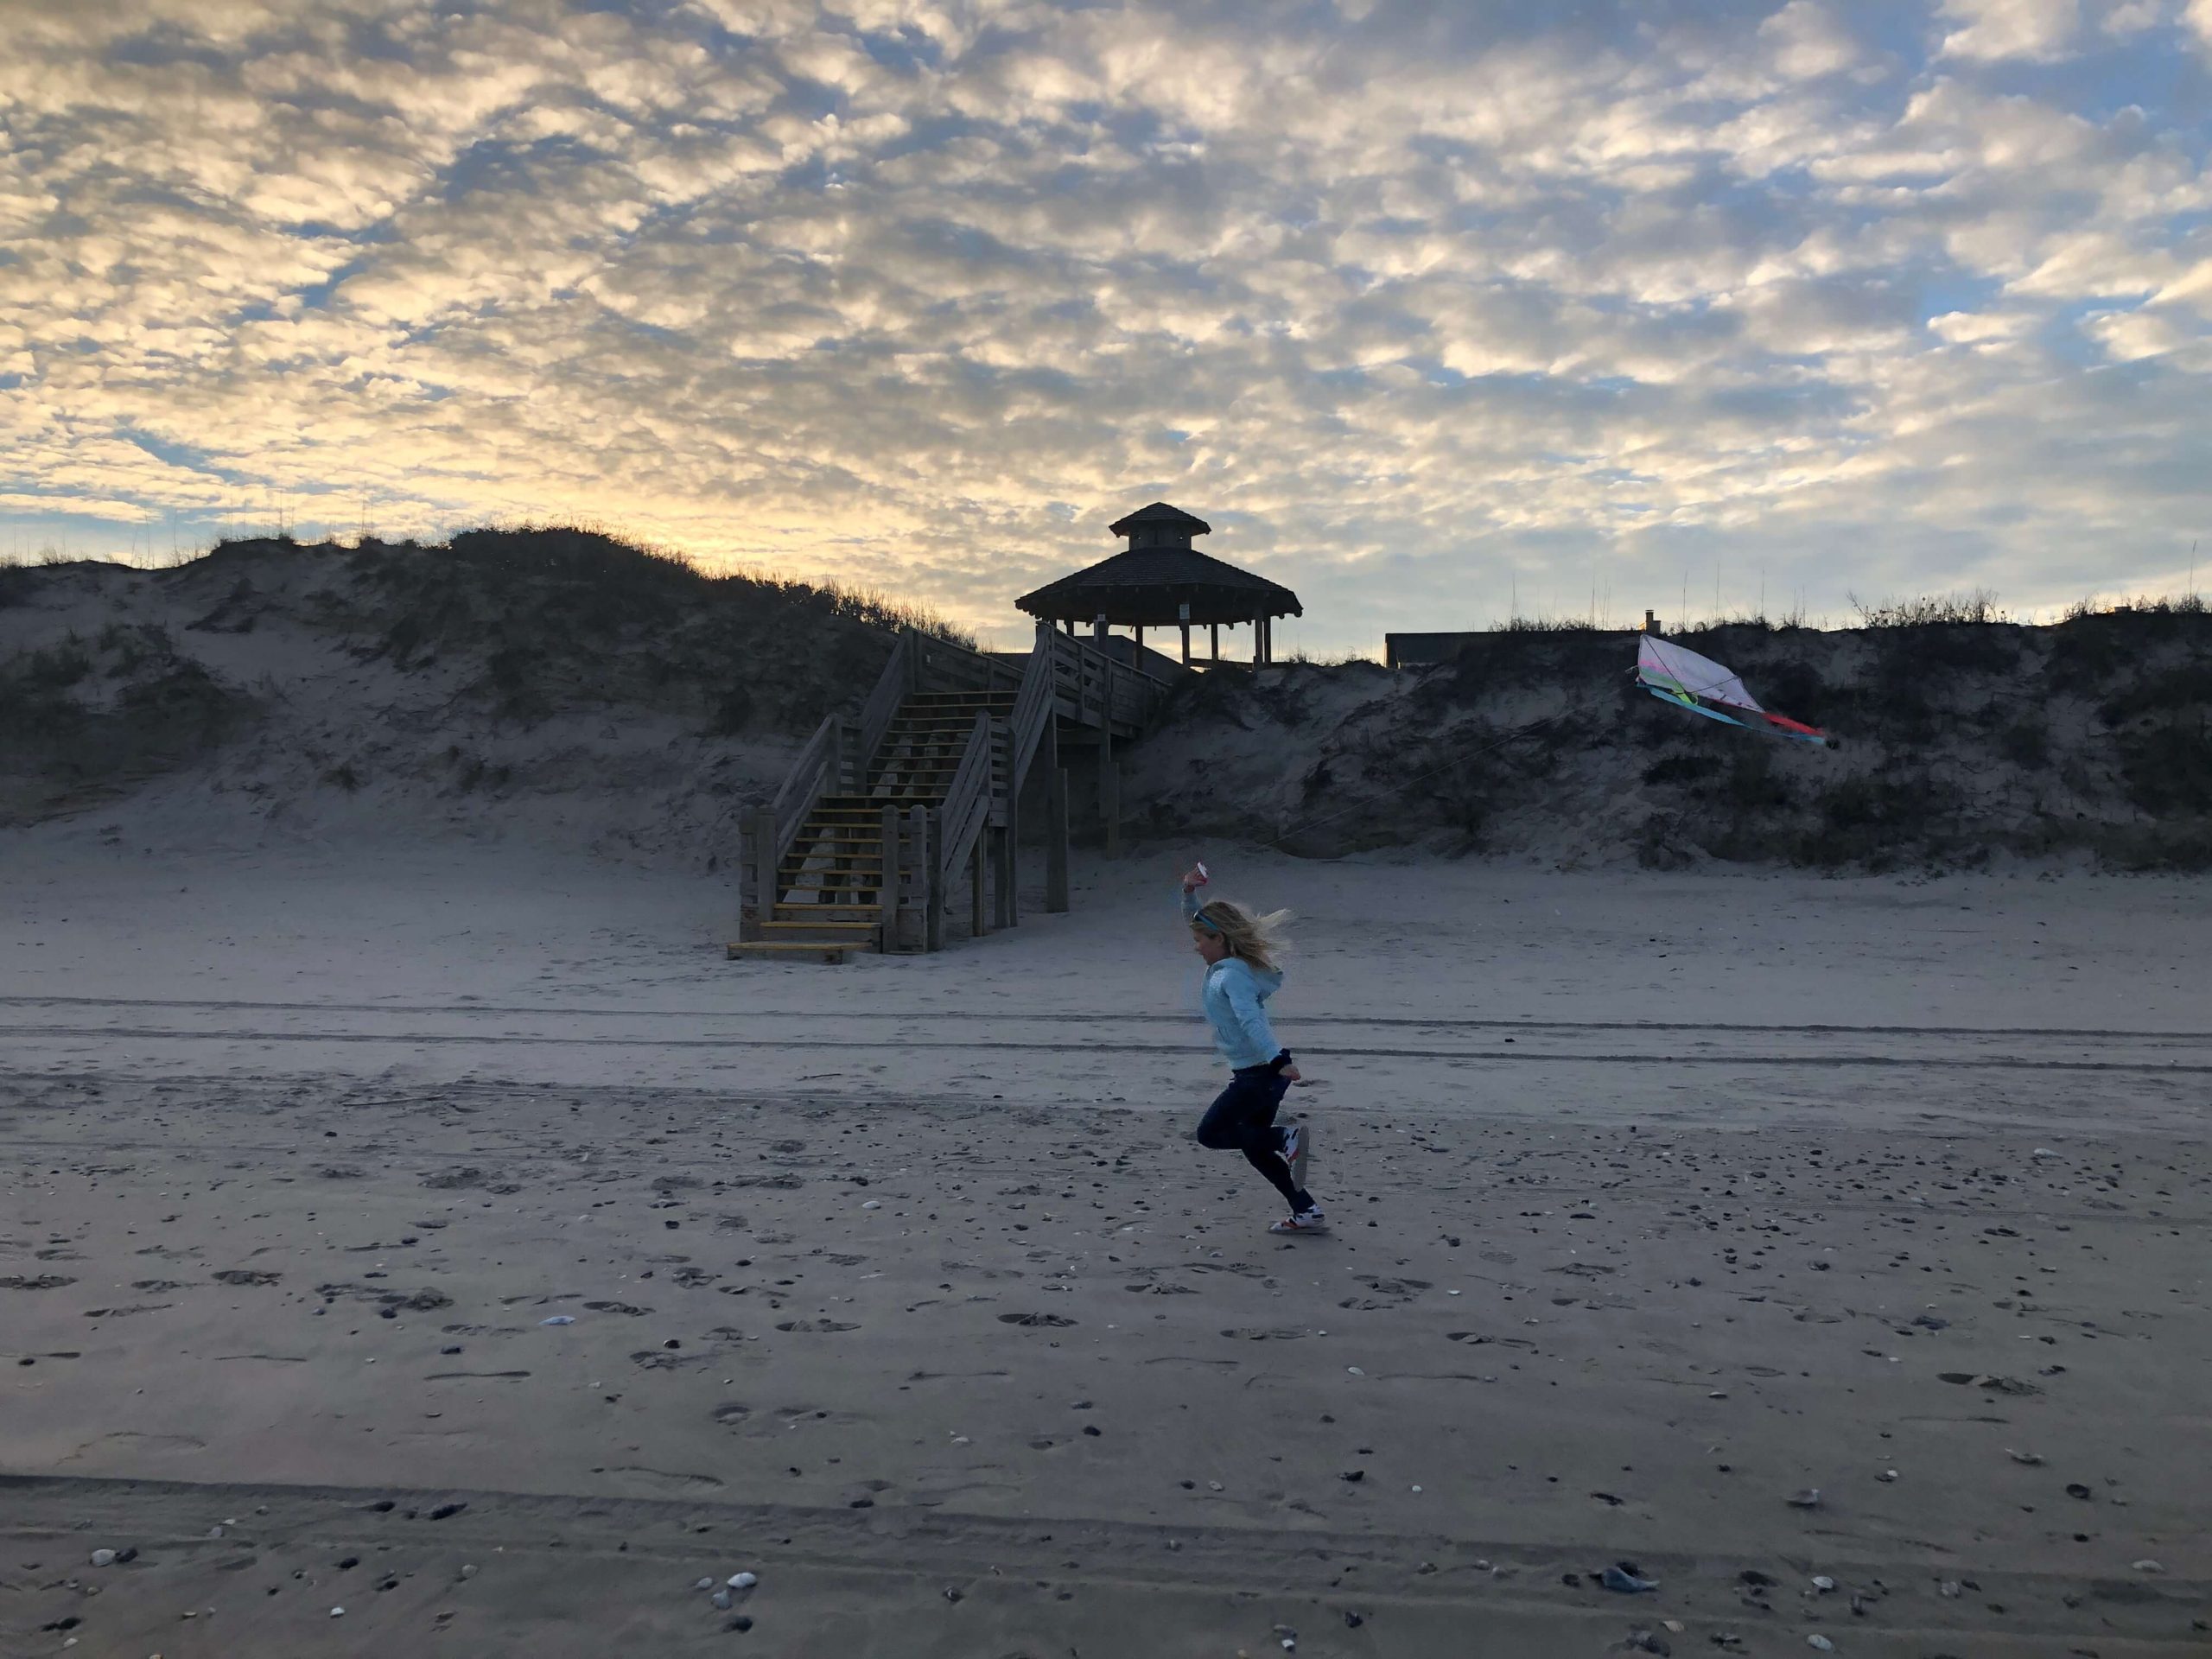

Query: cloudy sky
left=4, top=0, right=2209, bottom=651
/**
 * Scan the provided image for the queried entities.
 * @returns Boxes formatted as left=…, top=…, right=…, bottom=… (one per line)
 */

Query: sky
left=3, top=0, right=2209, bottom=653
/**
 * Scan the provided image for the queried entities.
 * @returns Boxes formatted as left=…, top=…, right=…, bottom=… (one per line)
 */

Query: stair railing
left=749, top=629, right=912, bottom=919
left=913, top=631, right=1026, bottom=696
left=763, top=711, right=838, bottom=872
left=934, top=709, right=996, bottom=901
left=855, top=626, right=913, bottom=779
left=1005, top=619, right=1058, bottom=793
left=1051, top=630, right=1173, bottom=730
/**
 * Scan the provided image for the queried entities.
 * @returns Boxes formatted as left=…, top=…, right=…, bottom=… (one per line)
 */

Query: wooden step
left=728, top=940, right=855, bottom=963
left=762, top=918, right=881, bottom=932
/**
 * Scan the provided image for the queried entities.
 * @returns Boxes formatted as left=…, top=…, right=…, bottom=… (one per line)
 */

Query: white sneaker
left=1268, top=1210, right=1328, bottom=1235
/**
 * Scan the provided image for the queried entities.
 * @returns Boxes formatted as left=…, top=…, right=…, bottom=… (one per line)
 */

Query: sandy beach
left=3, top=835, right=2209, bottom=1656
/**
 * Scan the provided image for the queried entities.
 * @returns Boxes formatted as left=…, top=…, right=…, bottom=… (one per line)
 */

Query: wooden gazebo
left=1014, top=503, right=1302, bottom=666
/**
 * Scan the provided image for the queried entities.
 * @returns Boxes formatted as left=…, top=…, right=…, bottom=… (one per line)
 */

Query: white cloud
left=1759, top=0, right=1863, bottom=80
left=0, top=0, right=2205, bottom=641
left=1938, top=0, right=2082, bottom=61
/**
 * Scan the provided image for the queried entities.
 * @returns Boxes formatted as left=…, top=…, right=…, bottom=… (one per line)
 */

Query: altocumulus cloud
left=2, top=0, right=2208, bottom=646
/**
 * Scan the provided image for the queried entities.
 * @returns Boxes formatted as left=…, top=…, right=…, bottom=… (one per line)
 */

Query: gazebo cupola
left=1014, top=502, right=1302, bottom=666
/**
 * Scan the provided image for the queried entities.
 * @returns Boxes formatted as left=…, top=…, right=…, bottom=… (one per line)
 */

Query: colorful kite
left=1637, top=634, right=1838, bottom=747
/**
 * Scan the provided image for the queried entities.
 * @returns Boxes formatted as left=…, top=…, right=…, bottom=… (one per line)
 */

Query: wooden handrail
left=1052, top=629, right=1174, bottom=691
left=855, top=627, right=912, bottom=776
left=914, top=631, right=1025, bottom=695
left=1006, top=619, right=1058, bottom=793
left=766, top=711, right=838, bottom=872
left=935, top=709, right=996, bottom=894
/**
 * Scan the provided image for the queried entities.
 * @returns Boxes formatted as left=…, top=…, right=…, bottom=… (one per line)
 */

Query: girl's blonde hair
left=1191, top=899, right=1294, bottom=973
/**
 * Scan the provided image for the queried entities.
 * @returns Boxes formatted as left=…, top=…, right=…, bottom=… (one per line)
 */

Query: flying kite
left=1637, top=634, right=1839, bottom=748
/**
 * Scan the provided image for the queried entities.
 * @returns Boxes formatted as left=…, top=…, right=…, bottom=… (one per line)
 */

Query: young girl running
left=1179, top=862, right=1326, bottom=1235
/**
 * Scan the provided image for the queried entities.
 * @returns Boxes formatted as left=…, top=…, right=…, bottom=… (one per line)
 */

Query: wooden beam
left=1046, top=760, right=1070, bottom=912
left=994, top=824, right=1014, bottom=931
left=1180, top=621, right=1191, bottom=665
left=1103, top=758, right=1121, bottom=861
left=880, top=804, right=900, bottom=952
left=1001, top=778, right=1020, bottom=929
left=969, top=830, right=988, bottom=937
left=907, top=805, right=928, bottom=952
left=924, top=809, right=944, bottom=953
left=1210, top=621, right=1219, bottom=663
left=749, top=808, right=778, bottom=936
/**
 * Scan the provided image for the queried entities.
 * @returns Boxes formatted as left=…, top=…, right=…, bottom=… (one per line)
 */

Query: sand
left=3, top=833, right=2209, bottom=1656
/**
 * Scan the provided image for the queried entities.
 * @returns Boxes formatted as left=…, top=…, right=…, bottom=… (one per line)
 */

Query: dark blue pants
left=1195, top=1062, right=1313, bottom=1211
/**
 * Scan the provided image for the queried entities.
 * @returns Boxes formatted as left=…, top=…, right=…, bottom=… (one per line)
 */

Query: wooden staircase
left=732, top=689, right=1014, bottom=960
left=729, top=623, right=1171, bottom=963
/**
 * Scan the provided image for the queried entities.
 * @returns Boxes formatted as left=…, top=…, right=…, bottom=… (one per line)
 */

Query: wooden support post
left=1097, top=677, right=1116, bottom=860
left=970, top=830, right=988, bottom=937
left=1044, top=720, right=1069, bottom=912
left=1001, top=779, right=1020, bottom=929
left=1135, top=624, right=1144, bottom=660
left=924, top=810, right=944, bottom=953
left=749, top=808, right=778, bottom=936
left=993, top=826, right=1014, bottom=931
left=1180, top=621, right=1191, bottom=665
left=906, top=804, right=928, bottom=951
left=1210, top=620, right=1218, bottom=664
left=880, top=804, right=900, bottom=953
left=827, top=720, right=846, bottom=793
left=1046, top=764, right=1070, bottom=912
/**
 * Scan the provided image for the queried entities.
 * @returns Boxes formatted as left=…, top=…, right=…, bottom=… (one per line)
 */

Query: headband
left=1191, top=908, right=1222, bottom=934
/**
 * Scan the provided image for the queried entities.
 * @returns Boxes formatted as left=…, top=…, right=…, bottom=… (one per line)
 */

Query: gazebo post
left=1134, top=624, right=1144, bottom=658
left=1180, top=620, right=1191, bottom=666
left=1210, top=621, right=1218, bottom=664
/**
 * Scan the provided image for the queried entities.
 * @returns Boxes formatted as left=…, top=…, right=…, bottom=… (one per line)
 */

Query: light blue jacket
left=1182, top=887, right=1287, bottom=1070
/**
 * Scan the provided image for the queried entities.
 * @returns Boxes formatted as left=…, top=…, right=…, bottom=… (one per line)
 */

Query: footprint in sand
left=601, top=1465, right=725, bottom=1493
left=62, top=1430, right=205, bottom=1461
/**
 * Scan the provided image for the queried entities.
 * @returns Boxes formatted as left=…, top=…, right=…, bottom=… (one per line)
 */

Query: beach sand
left=3, top=835, right=2208, bottom=1656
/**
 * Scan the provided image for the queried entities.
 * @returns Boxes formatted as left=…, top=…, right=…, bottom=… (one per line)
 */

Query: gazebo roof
left=1015, top=543, right=1302, bottom=628
left=1107, top=501, right=1213, bottom=537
